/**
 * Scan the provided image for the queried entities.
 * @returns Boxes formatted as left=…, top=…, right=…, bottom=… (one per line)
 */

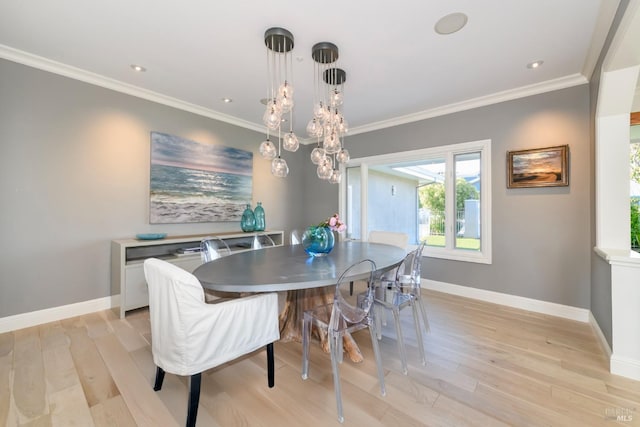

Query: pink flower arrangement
left=318, top=213, right=347, bottom=233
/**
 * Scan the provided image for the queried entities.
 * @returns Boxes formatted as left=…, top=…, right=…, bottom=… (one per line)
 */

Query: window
left=339, top=139, right=491, bottom=264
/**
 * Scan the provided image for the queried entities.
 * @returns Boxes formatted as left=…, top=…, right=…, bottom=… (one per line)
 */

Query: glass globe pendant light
left=317, top=156, right=333, bottom=180
left=310, top=144, right=326, bottom=165
left=272, top=156, right=289, bottom=178
left=336, top=147, right=350, bottom=164
left=259, top=137, right=277, bottom=159
left=283, top=131, right=299, bottom=152
left=328, top=168, right=341, bottom=184
left=263, top=99, right=282, bottom=131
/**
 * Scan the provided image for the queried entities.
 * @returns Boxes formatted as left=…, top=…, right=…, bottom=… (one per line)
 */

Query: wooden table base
left=278, top=287, right=364, bottom=363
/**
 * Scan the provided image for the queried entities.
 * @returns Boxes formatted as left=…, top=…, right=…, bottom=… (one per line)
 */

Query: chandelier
left=307, top=42, right=349, bottom=184
left=259, top=28, right=349, bottom=184
left=259, top=27, right=299, bottom=178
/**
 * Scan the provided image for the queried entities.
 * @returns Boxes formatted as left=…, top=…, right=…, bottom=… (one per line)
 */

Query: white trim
left=1, top=44, right=587, bottom=144
left=0, top=44, right=264, bottom=134
left=423, top=279, right=590, bottom=322
left=611, top=354, right=640, bottom=381
left=594, top=246, right=640, bottom=267
left=346, top=75, right=588, bottom=136
left=589, top=311, right=612, bottom=359
left=0, top=296, right=114, bottom=333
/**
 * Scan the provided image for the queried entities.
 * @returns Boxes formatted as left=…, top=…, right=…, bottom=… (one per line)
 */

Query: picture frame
left=507, top=145, right=569, bottom=188
left=149, top=131, right=253, bottom=223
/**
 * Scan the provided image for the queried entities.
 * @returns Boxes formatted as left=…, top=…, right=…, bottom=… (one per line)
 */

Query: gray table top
left=193, top=241, right=406, bottom=292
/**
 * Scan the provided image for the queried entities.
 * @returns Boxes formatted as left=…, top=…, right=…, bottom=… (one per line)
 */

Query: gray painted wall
left=0, top=59, right=308, bottom=317
left=305, top=86, right=592, bottom=308
left=0, top=58, right=597, bottom=317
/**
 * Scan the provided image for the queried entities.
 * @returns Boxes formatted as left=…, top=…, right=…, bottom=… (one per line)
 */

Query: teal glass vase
left=302, top=226, right=335, bottom=257
left=240, top=204, right=256, bottom=232
left=254, top=202, right=265, bottom=231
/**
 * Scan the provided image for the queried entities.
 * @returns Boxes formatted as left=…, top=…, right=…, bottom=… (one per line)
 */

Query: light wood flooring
left=1, top=290, right=640, bottom=426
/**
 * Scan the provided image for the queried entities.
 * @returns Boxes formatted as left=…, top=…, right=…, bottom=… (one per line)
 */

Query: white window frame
left=339, top=139, right=492, bottom=264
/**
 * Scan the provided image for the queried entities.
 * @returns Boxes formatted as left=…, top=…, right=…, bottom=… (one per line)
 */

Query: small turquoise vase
left=240, top=204, right=256, bottom=232
left=302, top=226, right=335, bottom=257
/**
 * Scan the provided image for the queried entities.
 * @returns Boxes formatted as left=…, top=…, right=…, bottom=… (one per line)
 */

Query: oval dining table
left=193, top=240, right=406, bottom=362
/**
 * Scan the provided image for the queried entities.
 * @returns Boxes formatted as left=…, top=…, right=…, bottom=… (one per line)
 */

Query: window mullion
left=445, top=152, right=456, bottom=250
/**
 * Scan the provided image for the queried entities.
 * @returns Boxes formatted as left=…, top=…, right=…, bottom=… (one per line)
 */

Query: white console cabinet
left=111, top=230, right=283, bottom=318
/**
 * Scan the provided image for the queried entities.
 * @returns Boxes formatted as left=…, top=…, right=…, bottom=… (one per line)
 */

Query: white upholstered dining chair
left=348, top=230, right=410, bottom=296
left=368, top=230, right=409, bottom=250
left=144, top=258, right=280, bottom=427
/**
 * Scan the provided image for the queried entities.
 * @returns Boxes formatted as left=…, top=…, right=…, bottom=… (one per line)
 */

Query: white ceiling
left=0, top=0, right=620, bottom=138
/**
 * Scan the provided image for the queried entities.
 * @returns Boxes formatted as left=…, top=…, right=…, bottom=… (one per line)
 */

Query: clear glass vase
left=301, top=226, right=335, bottom=256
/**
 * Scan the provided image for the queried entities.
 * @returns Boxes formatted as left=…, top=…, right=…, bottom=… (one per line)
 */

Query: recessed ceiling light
left=130, top=64, right=146, bottom=72
left=434, top=13, right=468, bottom=35
left=527, top=60, right=544, bottom=69
left=221, top=98, right=233, bottom=103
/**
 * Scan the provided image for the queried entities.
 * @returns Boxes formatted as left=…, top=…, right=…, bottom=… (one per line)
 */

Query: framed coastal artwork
left=507, top=145, right=569, bottom=188
left=149, top=131, right=253, bottom=223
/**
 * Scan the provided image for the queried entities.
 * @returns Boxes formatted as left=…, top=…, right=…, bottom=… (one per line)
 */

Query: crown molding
left=347, top=73, right=589, bottom=136
left=1, top=44, right=588, bottom=141
left=0, top=44, right=265, bottom=134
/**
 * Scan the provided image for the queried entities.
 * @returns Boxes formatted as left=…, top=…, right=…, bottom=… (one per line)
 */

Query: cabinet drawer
left=124, top=266, right=149, bottom=311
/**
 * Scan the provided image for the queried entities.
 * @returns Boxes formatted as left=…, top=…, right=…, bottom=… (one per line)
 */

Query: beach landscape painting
left=150, top=132, right=252, bottom=223
left=507, top=145, right=569, bottom=188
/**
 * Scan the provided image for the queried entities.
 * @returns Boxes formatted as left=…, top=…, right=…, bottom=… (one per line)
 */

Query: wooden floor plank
left=0, top=351, right=11, bottom=427
left=42, top=345, right=79, bottom=394
left=66, top=325, right=119, bottom=406
left=94, top=333, right=179, bottom=427
left=3, top=289, right=640, bottom=426
left=12, top=327, right=47, bottom=422
left=90, top=395, right=137, bottom=427
left=49, top=383, right=95, bottom=427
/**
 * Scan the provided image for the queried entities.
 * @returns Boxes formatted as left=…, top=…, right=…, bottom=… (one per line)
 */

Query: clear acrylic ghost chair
left=200, top=236, right=230, bottom=262
left=354, top=230, right=409, bottom=297
left=301, top=259, right=386, bottom=423
left=143, top=258, right=280, bottom=427
left=374, top=242, right=429, bottom=373
left=200, top=237, right=235, bottom=302
left=252, top=233, right=276, bottom=249
left=290, top=229, right=302, bottom=245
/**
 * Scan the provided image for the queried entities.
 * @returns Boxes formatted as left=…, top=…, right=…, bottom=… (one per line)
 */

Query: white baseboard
left=589, top=311, right=612, bottom=359
left=611, top=354, right=640, bottom=381
left=423, top=279, right=591, bottom=322
left=0, top=296, right=114, bottom=333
